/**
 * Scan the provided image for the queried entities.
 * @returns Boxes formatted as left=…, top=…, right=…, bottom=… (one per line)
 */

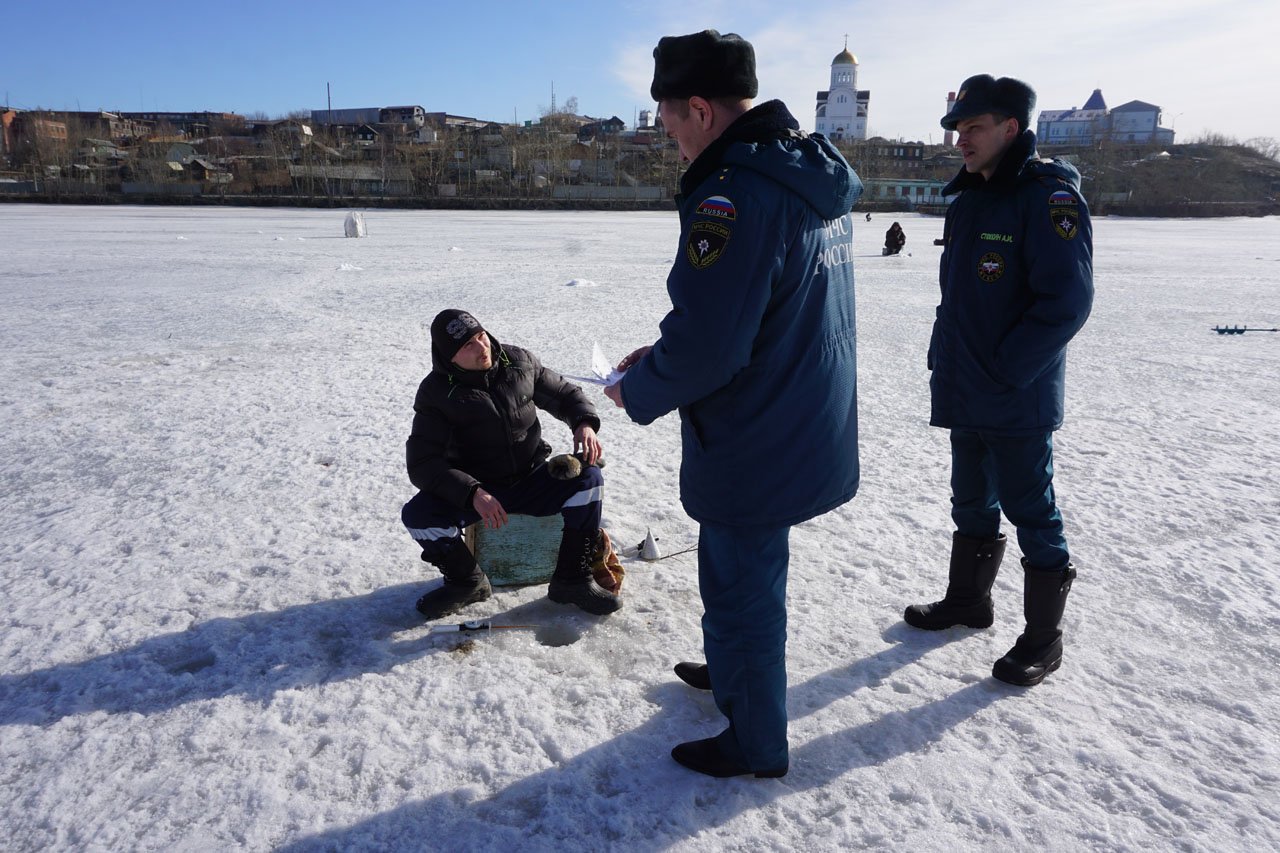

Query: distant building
left=378, top=105, right=426, bottom=128
left=868, top=138, right=927, bottom=171
left=815, top=40, right=869, bottom=141
left=578, top=116, right=626, bottom=142
left=311, top=107, right=381, bottom=126
left=117, top=111, right=243, bottom=138
left=1037, top=90, right=1174, bottom=146
left=1107, top=101, right=1172, bottom=144
left=863, top=177, right=951, bottom=208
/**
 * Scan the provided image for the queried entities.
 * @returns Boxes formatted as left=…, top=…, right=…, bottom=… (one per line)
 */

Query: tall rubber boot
left=415, top=539, right=491, bottom=619
left=548, top=529, right=621, bottom=615
left=992, top=560, right=1076, bottom=686
left=904, top=532, right=1006, bottom=630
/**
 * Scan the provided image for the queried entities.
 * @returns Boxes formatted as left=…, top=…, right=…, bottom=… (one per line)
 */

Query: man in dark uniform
left=904, top=75, right=1093, bottom=686
left=402, top=309, right=621, bottom=618
left=604, top=31, right=862, bottom=777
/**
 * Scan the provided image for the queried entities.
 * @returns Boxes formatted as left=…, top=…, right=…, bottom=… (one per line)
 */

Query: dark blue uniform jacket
left=930, top=130, right=1094, bottom=435
left=621, top=100, right=863, bottom=528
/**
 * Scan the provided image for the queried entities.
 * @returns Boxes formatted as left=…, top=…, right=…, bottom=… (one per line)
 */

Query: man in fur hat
left=604, top=30, right=863, bottom=778
left=402, top=309, right=621, bottom=619
left=905, top=75, right=1093, bottom=687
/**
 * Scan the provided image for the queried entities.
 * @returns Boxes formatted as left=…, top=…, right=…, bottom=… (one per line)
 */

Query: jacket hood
left=682, top=99, right=862, bottom=220
left=943, top=130, right=1082, bottom=196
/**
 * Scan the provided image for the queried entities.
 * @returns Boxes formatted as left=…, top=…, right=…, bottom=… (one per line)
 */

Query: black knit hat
left=941, top=74, right=1036, bottom=132
left=430, top=309, right=485, bottom=362
left=650, top=30, right=758, bottom=102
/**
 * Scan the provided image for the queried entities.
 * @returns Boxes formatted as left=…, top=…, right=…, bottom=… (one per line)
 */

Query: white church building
left=815, top=41, right=869, bottom=141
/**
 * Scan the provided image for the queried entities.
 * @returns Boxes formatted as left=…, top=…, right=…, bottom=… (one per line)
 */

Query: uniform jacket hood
left=681, top=100, right=862, bottom=220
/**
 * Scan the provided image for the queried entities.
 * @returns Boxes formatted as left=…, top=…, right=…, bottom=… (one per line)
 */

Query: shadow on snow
left=278, top=623, right=1015, bottom=852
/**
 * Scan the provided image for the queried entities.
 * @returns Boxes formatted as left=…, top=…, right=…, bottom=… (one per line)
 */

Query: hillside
left=1076, top=142, right=1280, bottom=215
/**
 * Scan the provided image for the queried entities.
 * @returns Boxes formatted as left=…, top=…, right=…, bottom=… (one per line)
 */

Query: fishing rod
left=426, top=619, right=539, bottom=637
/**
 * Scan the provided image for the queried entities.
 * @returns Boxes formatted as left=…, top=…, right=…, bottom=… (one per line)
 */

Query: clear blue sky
left=4, top=0, right=1277, bottom=143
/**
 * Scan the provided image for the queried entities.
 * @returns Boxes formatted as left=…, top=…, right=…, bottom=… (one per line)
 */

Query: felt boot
left=548, top=529, right=622, bottom=615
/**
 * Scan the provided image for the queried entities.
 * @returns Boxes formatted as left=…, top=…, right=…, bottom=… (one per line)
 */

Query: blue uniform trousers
left=949, top=429, right=1069, bottom=569
left=402, top=463, right=603, bottom=560
left=698, top=523, right=790, bottom=771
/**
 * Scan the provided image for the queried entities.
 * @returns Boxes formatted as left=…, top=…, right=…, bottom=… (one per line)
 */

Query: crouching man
left=402, top=308, right=622, bottom=618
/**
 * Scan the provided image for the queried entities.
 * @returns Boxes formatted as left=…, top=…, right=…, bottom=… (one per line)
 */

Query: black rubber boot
left=415, top=539, right=492, bottom=619
left=992, top=560, right=1076, bottom=686
left=547, top=529, right=621, bottom=615
left=674, top=661, right=711, bottom=691
left=904, top=532, right=1006, bottom=630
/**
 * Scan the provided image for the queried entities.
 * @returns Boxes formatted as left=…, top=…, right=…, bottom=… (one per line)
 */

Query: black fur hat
left=430, top=308, right=484, bottom=362
left=941, top=74, right=1036, bottom=132
left=650, top=30, right=758, bottom=102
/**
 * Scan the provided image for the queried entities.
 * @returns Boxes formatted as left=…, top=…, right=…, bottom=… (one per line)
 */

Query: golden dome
left=833, top=48, right=857, bottom=65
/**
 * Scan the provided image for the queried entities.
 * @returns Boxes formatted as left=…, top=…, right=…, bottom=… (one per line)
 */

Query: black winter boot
left=992, top=560, right=1076, bottom=686
left=415, top=539, right=492, bottom=619
left=548, top=529, right=622, bottom=615
left=904, top=532, right=1006, bottom=630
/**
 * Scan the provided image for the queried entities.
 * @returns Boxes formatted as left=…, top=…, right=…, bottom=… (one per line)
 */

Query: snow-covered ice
left=1, top=205, right=1277, bottom=851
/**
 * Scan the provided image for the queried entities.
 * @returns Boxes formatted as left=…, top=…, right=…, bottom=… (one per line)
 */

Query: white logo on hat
left=446, top=314, right=479, bottom=340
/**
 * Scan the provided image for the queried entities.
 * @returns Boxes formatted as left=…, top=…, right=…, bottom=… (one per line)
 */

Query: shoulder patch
left=1049, top=190, right=1080, bottom=240
left=695, top=195, right=737, bottom=221
left=686, top=221, right=731, bottom=270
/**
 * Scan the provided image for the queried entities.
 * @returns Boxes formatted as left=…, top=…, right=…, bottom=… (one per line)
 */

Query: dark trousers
left=698, top=522, right=791, bottom=771
left=950, top=429, right=1069, bottom=569
left=401, top=463, right=603, bottom=561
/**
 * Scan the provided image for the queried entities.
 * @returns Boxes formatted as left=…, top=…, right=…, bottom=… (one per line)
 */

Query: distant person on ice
left=401, top=309, right=621, bottom=619
left=604, top=30, right=862, bottom=778
left=905, top=74, right=1093, bottom=686
left=883, top=221, right=906, bottom=255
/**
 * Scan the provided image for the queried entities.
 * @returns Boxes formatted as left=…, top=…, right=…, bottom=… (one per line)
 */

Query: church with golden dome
left=815, top=39, right=869, bottom=140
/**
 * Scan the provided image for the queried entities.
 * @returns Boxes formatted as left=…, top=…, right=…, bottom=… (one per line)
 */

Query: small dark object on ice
left=1212, top=324, right=1278, bottom=335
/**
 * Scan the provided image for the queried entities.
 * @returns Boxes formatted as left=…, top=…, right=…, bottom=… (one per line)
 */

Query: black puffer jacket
left=405, top=333, right=600, bottom=507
